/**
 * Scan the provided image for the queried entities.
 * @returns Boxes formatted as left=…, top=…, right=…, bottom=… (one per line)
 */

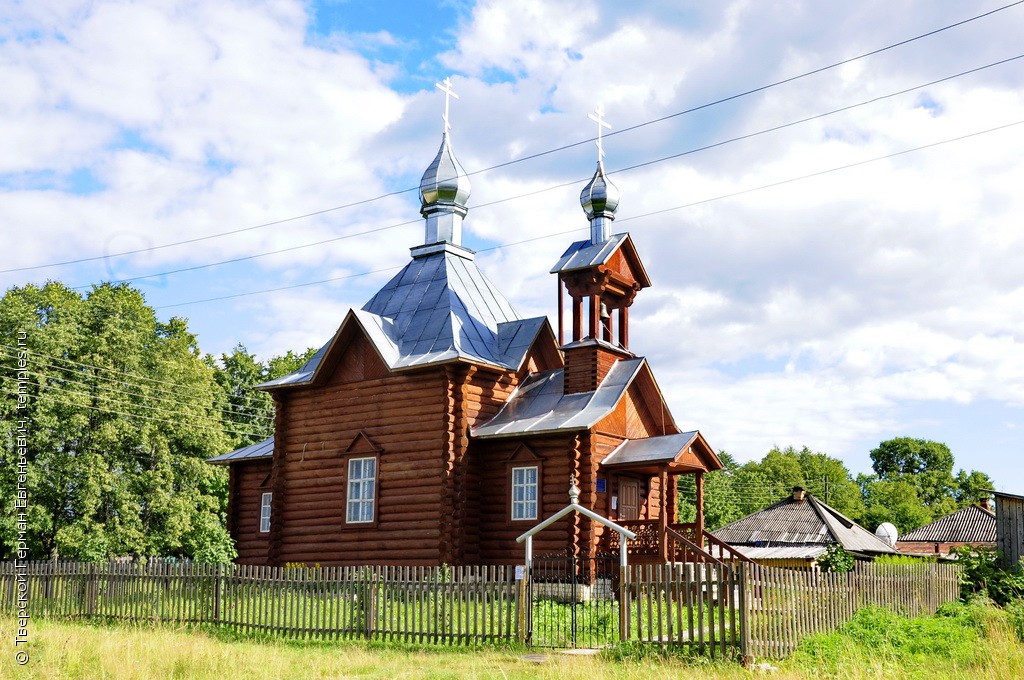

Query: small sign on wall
left=515, top=565, right=524, bottom=581
left=611, top=495, right=617, bottom=510
left=596, top=478, right=606, bottom=493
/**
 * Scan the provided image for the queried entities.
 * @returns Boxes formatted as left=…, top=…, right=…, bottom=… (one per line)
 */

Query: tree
left=0, top=282, right=235, bottom=561
left=859, top=477, right=932, bottom=535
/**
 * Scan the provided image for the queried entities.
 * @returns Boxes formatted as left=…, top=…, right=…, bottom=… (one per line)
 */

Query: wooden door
left=619, top=480, right=639, bottom=521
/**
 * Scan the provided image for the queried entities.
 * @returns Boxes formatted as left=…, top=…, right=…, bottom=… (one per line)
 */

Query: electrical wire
left=4, top=0, right=1021, bottom=276
left=73, top=52, right=1024, bottom=291
left=154, top=117, right=1024, bottom=309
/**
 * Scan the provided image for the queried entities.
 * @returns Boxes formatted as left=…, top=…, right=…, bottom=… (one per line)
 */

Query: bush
left=952, top=546, right=1024, bottom=605
left=817, top=543, right=854, bottom=572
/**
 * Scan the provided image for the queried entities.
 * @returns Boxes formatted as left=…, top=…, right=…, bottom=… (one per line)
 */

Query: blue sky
left=2, top=0, right=1024, bottom=495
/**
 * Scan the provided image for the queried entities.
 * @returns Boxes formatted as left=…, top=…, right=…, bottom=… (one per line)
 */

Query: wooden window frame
left=344, top=454, right=379, bottom=527
left=259, top=492, right=272, bottom=533
left=510, top=464, right=540, bottom=522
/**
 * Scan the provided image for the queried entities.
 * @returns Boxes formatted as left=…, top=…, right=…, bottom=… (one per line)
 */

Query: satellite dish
left=875, top=522, right=898, bottom=547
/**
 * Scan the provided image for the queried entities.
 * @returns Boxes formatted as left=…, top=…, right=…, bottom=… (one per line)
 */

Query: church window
left=511, top=466, right=538, bottom=521
left=347, top=457, right=377, bottom=524
left=259, top=492, right=272, bottom=533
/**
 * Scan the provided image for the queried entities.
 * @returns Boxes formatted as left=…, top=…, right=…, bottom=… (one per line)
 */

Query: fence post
left=618, top=539, right=629, bottom=643
left=86, top=563, right=98, bottom=619
left=737, top=562, right=752, bottom=665
left=213, top=563, right=222, bottom=623
left=362, top=567, right=377, bottom=639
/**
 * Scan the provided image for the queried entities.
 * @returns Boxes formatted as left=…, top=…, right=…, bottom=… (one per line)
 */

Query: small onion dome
left=579, top=160, right=620, bottom=221
left=419, top=133, right=471, bottom=217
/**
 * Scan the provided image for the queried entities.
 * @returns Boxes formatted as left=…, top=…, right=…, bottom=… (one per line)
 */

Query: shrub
left=817, top=543, right=854, bottom=572
left=952, top=546, right=1024, bottom=605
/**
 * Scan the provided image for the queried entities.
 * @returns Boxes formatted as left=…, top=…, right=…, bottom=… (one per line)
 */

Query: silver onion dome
left=420, top=133, right=471, bottom=216
left=418, top=133, right=471, bottom=247
left=580, top=160, right=619, bottom=243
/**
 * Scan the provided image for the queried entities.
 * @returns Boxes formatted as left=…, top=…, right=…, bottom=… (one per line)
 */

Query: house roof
left=471, top=358, right=646, bottom=438
left=207, top=436, right=274, bottom=465
left=601, top=431, right=721, bottom=474
left=729, top=545, right=827, bottom=561
left=258, top=248, right=554, bottom=389
left=898, top=504, right=996, bottom=543
left=712, top=492, right=898, bottom=556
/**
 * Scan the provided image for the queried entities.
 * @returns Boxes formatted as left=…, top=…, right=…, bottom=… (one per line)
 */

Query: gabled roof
left=207, top=436, right=274, bottom=465
left=549, top=232, right=651, bottom=287
left=898, top=504, right=996, bottom=543
left=601, top=431, right=722, bottom=474
left=472, top=358, right=660, bottom=438
left=713, top=493, right=897, bottom=556
left=258, top=249, right=556, bottom=389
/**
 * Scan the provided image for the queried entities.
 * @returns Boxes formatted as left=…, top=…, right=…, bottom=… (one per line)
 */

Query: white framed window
left=259, top=492, right=272, bottom=533
left=511, top=466, right=538, bottom=521
left=346, top=457, right=377, bottom=524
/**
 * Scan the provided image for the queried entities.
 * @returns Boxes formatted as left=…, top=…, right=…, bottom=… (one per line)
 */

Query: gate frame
left=516, top=479, right=637, bottom=643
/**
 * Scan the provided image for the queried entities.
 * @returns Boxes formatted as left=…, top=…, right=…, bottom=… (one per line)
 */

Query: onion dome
left=419, top=133, right=471, bottom=246
left=580, top=160, right=619, bottom=244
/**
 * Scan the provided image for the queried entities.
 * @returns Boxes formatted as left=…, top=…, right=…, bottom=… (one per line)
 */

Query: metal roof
left=549, top=233, right=631, bottom=274
left=601, top=432, right=699, bottom=466
left=207, top=436, right=274, bottom=465
left=259, top=249, right=550, bottom=389
left=728, top=545, right=828, bottom=561
left=471, top=358, right=645, bottom=438
left=712, top=493, right=897, bottom=555
left=898, top=504, right=996, bottom=543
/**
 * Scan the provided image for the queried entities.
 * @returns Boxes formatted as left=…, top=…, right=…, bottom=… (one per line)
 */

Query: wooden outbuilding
left=992, top=490, right=1024, bottom=569
left=209, top=105, right=740, bottom=567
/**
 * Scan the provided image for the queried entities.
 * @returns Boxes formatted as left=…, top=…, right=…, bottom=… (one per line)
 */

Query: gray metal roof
left=207, top=436, right=274, bottom=465
left=602, top=432, right=699, bottom=466
left=471, top=358, right=645, bottom=439
left=727, top=545, right=828, bottom=561
left=550, top=233, right=631, bottom=274
left=898, top=504, right=996, bottom=543
left=712, top=493, right=897, bottom=555
left=259, top=249, right=550, bottom=389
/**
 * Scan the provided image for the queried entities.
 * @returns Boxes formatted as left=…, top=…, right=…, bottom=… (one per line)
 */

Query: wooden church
left=209, top=93, right=733, bottom=567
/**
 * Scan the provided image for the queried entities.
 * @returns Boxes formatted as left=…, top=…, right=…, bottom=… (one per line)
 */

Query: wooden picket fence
left=0, top=559, right=962, bottom=659
left=744, top=561, right=963, bottom=658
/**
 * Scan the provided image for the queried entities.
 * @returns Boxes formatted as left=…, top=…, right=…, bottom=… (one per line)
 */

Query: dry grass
left=1, top=610, right=1022, bottom=679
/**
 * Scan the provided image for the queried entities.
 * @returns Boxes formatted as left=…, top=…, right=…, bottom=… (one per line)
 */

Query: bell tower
left=552, top=108, right=651, bottom=393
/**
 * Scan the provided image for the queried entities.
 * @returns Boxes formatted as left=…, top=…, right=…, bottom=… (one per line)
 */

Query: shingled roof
left=898, top=504, right=996, bottom=543
left=713, top=490, right=897, bottom=557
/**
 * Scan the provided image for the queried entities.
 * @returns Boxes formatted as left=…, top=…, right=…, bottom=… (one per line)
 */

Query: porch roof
left=600, top=431, right=719, bottom=474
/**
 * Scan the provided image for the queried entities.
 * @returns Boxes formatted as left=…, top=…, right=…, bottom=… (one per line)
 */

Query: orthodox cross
left=435, top=77, right=459, bottom=134
left=588, top=106, right=611, bottom=161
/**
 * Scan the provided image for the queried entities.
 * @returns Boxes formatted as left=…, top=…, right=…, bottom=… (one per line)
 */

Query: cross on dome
left=588, top=106, right=611, bottom=161
left=436, top=77, right=460, bottom=134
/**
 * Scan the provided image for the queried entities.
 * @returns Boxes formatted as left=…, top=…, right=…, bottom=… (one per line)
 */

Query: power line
left=5, top=0, right=1021, bottom=276
left=154, top=118, right=1024, bottom=309
left=76, top=52, right=1024, bottom=291
left=2, top=354, right=275, bottom=424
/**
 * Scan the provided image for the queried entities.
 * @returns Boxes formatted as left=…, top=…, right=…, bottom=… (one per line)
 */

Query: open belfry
left=209, top=82, right=730, bottom=567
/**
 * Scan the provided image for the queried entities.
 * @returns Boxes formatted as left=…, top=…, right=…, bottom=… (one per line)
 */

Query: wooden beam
left=695, top=471, right=705, bottom=547
left=659, top=469, right=669, bottom=563
left=572, top=296, right=583, bottom=342
left=588, top=295, right=599, bottom=339
left=557, top=278, right=564, bottom=346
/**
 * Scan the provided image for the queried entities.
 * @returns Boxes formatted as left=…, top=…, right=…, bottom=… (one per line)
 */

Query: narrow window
left=347, top=457, right=376, bottom=524
left=259, top=492, right=272, bottom=533
left=511, top=466, right=538, bottom=521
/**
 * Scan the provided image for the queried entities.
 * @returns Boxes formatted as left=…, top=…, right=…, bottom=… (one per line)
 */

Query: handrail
left=702, top=530, right=753, bottom=564
left=664, top=526, right=723, bottom=566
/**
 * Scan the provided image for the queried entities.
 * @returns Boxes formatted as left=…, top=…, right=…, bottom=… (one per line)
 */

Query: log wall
left=229, top=459, right=273, bottom=564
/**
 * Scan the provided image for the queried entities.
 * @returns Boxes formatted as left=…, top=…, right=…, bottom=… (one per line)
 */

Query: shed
left=992, top=490, right=1024, bottom=570
left=895, top=502, right=996, bottom=556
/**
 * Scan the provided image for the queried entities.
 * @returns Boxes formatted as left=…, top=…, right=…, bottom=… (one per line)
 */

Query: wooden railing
left=602, top=521, right=750, bottom=564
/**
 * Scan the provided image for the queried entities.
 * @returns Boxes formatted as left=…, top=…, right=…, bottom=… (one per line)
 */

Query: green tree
left=0, top=282, right=236, bottom=561
left=859, top=476, right=932, bottom=535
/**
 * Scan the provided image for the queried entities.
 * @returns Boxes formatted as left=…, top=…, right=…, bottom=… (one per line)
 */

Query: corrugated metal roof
left=898, top=504, right=996, bottom=543
left=712, top=493, right=897, bottom=555
left=728, top=545, right=827, bottom=561
left=471, top=358, right=645, bottom=438
left=207, top=436, right=273, bottom=465
left=549, top=233, right=631, bottom=274
left=259, top=249, right=550, bottom=389
left=602, top=432, right=698, bottom=465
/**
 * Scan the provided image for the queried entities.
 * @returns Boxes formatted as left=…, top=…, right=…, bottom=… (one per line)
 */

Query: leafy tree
left=859, top=476, right=932, bottom=535
left=0, top=282, right=235, bottom=561
left=953, top=469, right=995, bottom=507
left=818, top=543, right=855, bottom=573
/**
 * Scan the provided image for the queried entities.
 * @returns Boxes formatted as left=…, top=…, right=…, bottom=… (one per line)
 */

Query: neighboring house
left=895, top=501, right=996, bottom=556
left=993, top=490, right=1024, bottom=569
left=712, top=487, right=898, bottom=569
left=208, top=112, right=731, bottom=567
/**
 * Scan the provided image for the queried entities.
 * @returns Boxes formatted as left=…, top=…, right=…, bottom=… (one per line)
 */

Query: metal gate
left=527, top=553, right=621, bottom=648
